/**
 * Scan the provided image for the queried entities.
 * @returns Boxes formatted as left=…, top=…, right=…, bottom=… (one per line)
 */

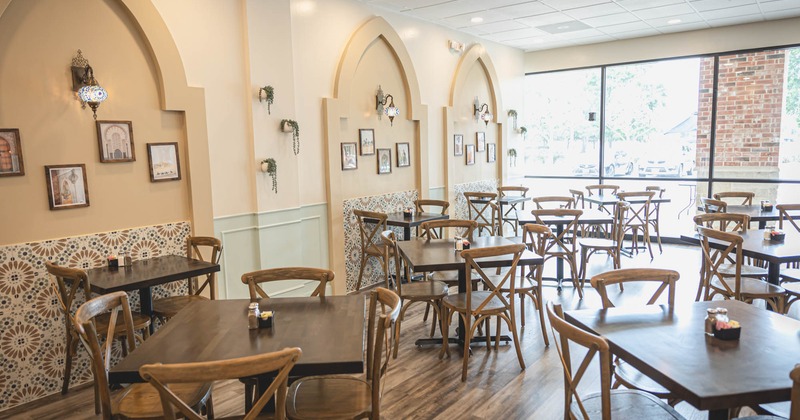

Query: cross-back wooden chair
left=546, top=302, right=684, bottom=420
left=353, top=209, right=390, bottom=291
left=152, top=236, right=222, bottom=322
left=286, top=288, right=400, bottom=420
left=441, top=244, right=527, bottom=382
left=713, top=191, right=755, bottom=205
left=569, top=189, right=585, bottom=209
left=578, top=201, right=629, bottom=281
left=697, top=226, right=785, bottom=312
left=382, top=230, right=448, bottom=358
left=645, top=186, right=666, bottom=253
left=532, top=208, right=584, bottom=298
left=241, top=267, right=335, bottom=300
left=420, top=219, right=477, bottom=241
left=777, top=204, right=800, bottom=299
left=141, top=347, right=301, bottom=420
left=414, top=199, right=449, bottom=238
left=701, top=197, right=728, bottom=213
left=743, top=364, right=800, bottom=419
left=463, top=192, right=499, bottom=237
left=617, top=191, right=655, bottom=259
left=73, top=291, right=212, bottom=420
left=533, top=196, right=575, bottom=209
left=778, top=204, right=800, bottom=233
left=585, top=184, right=620, bottom=213
left=46, top=262, right=151, bottom=398
left=498, top=186, right=529, bottom=235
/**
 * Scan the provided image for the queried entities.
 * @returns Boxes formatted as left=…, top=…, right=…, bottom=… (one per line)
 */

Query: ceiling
left=357, top=0, right=800, bottom=51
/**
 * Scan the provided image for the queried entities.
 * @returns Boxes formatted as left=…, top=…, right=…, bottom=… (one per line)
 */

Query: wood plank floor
left=2, top=243, right=777, bottom=419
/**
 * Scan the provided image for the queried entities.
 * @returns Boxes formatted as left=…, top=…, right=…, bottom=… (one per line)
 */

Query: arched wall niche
left=444, top=44, right=505, bottom=220
left=324, top=16, right=428, bottom=294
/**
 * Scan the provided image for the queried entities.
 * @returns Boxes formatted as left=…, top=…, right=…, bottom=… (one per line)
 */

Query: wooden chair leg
left=495, top=316, right=501, bottom=350
left=536, top=289, right=549, bottom=347
left=393, top=301, right=410, bottom=359
left=429, top=306, right=438, bottom=338
left=519, top=293, right=526, bottom=327
left=423, top=301, right=430, bottom=321
left=579, top=247, right=588, bottom=281
left=506, top=312, right=526, bottom=370
left=440, top=307, right=450, bottom=359
left=355, top=253, right=367, bottom=292
left=567, top=256, right=583, bottom=299
left=484, top=317, right=491, bottom=348
left=462, top=314, right=473, bottom=382
left=62, top=330, right=75, bottom=394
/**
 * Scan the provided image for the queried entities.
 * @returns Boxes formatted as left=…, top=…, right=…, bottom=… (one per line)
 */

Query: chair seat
left=781, top=268, right=800, bottom=283
left=498, top=276, right=538, bottom=292
left=614, top=360, right=672, bottom=398
left=286, top=375, right=371, bottom=420
left=753, top=401, right=790, bottom=419
left=364, top=244, right=392, bottom=257
left=571, top=389, right=684, bottom=420
left=152, top=294, right=208, bottom=318
left=115, top=381, right=211, bottom=419
left=95, top=310, right=151, bottom=334
left=443, top=291, right=506, bottom=313
left=579, top=238, right=618, bottom=249
left=783, top=281, right=800, bottom=296
left=401, top=280, right=448, bottom=299
left=710, top=277, right=785, bottom=297
left=718, top=263, right=768, bottom=278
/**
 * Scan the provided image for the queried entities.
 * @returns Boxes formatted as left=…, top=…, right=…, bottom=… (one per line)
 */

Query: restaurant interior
left=2, top=0, right=800, bottom=419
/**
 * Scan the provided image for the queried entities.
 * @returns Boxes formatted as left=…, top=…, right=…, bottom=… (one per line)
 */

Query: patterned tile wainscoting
left=453, top=179, right=499, bottom=224
left=342, top=190, right=418, bottom=292
left=0, top=222, right=191, bottom=413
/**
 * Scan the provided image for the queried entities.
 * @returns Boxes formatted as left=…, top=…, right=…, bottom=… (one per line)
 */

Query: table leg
left=404, top=227, right=411, bottom=241
left=139, top=287, right=155, bottom=334
left=556, top=225, right=564, bottom=290
left=708, top=408, right=729, bottom=420
left=759, top=220, right=767, bottom=229
left=768, top=261, right=781, bottom=286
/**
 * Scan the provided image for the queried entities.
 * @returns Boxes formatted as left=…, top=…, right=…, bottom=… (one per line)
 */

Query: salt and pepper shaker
left=248, top=302, right=260, bottom=330
left=123, top=251, right=132, bottom=267
left=705, top=308, right=719, bottom=336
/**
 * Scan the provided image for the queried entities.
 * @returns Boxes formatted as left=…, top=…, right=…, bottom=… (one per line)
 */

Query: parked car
left=639, top=147, right=695, bottom=177
left=572, top=150, right=635, bottom=177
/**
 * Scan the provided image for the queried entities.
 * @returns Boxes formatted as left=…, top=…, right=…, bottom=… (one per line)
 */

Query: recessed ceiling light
left=667, top=18, right=682, bottom=25
left=557, top=25, right=570, bottom=30
left=470, top=17, right=483, bottom=23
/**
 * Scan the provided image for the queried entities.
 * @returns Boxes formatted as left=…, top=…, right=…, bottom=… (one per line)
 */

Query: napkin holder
left=770, top=231, right=786, bottom=242
left=713, top=326, right=741, bottom=341
left=258, top=310, right=274, bottom=328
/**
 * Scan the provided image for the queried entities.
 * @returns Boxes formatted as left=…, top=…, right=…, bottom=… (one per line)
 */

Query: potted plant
left=280, top=119, right=300, bottom=155
left=508, top=148, right=517, bottom=167
left=508, top=109, right=518, bottom=130
left=519, top=126, right=527, bottom=140
left=260, top=158, right=277, bottom=193
left=258, top=85, right=275, bottom=114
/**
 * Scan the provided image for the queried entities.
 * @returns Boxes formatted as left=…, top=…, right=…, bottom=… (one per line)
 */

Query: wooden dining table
left=469, top=195, right=531, bottom=234
left=565, top=300, right=800, bottom=420
left=380, top=211, right=449, bottom=240
left=704, top=204, right=800, bottom=229
left=584, top=193, right=671, bottom=208
left=680, top=228, right=800, bottom=285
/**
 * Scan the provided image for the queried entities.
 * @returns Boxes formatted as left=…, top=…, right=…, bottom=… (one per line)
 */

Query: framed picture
left=359, top=129, right=375, bottom=155
left=45, top=164, right=89, bottom=210
left=396, top=142, right=410, bottom=167
left=341, top=142, right=358, bottom=170
left=454, top=134, right=463, bottom=156
left=476, top=132, right=486, bottom=152
left=0, top=128, right=24, bottom=177
left=465, top=144, right=475, bottom=165
left=96, top=121, right=135, bottom=163
left=377, top=148, right=392, bottom=174
left=487, top=143, right=496, bottom=162
left=147, top=142, right=181, bottom=182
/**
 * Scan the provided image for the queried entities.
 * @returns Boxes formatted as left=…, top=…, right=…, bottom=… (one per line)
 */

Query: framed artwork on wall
left=396, top=142, right=410, bottom=167
left=476, top=132, right=486, bottom=152
left=0, top=128, right=24, bottom=177
left=96, top=121, right=135, bottom=163
left=147, top=142, right=181, bottom=182
left=465, top=144, right=475, bottom=165
left=341, top=142, right=358, bottom=170
left=454, top=134, right=463, bottom=156
left=377, top=148, right=392, bottom=174
left=45, top=164, right=89, bottom=210
left=487, top=143, right=496, bottom=162
left=359, top=128, right=375, bottom=155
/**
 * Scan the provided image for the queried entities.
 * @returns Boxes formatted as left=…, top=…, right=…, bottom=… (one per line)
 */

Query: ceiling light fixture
left=667, top=18, right=682, bottom=25
left=470, top=17, right=483, bottom=23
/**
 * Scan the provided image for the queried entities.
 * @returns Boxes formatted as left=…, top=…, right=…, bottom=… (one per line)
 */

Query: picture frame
left=476, top=132, right=486, bottom=152
left=359, top=128, right=375, bottom=155
left=377, top=148, right=392, bottom=174
left=454, top=134, right=463, bottom=156
left=466, top=144, right=475, bottom=165
left=487, top=143, right=496, bottom=162
left=396, top=142, right=410, bottom=167
left=45, top=164, right=89, bottom=210
left=96, top=120, right=135, bottom=163
left=0, top=128, right=24, bottom=177
left=341, top=142, right=358, bottom=170
left=147, top=142, right=181, bottom=182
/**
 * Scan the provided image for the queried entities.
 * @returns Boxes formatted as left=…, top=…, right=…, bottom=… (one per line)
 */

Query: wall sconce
left=588, top=112, right=597, bottom=122
left=71, top=50, right=108, bottom=119
left=473, top=97, right=493, bottom=126
left=376, top=85, right=399, bottom=126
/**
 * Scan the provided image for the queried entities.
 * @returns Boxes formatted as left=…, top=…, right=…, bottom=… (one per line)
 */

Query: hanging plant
left=261, top=158, right=278, bottom=193
left=508, top=109, right=518, bottom=130
left=258, top=85, right=275, bottom=114
left=519, top=126, right=528, bottom=140
left=281, top=119, right=300, bottom=155
left=508, top=148, right=517, bottom=167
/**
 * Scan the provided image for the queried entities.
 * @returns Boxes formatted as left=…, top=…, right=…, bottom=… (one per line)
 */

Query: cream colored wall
left=0, top=0, right=190, bottom=245
left=451, top=65, right=498, bottom=185
left=525, top=17, right=800, bottom=73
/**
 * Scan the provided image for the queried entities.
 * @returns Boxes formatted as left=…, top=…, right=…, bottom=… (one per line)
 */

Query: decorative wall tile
left=0, top=221, right=191, bottom=413
left=453, top=179, right=499, bottom=226
left=342, top=190, right=418, bottom=292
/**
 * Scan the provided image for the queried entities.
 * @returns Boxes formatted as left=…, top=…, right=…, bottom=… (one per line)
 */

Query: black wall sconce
left=588, top=112, right=597, bottom=121
left=376, top=85, right=399, bottom=126
left=71, top=50, right=108, bottom=119
left=473, top=97, right=493, bottom=126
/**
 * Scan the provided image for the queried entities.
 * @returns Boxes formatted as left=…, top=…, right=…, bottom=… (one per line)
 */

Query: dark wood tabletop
left=396, top=236, right=543, bottom=275
left=366, top=212, right=449, bottom=240
left=584, top=194, right=671, bottom=206
left=565, top=300, right=800, bottom=420
left=706, top=205, right=800, bottom=229
left=516, top=208, right=613, bottom=226
left=680, top=229, right=800, bottom=284
left=85, top=255, right=219, bottom=294
left=109, top=296, right=366, bottom=384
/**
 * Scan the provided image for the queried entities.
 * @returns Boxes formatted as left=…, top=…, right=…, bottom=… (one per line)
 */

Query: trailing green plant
left=508, top=109, right=518, bottom=130
left=508, top=148, right=517, bottom=167
left=262, top=158, right=278, bottom=193
left=281, top=119, right=300, bottom=155
left=508, top=148, right=517, bottom=157
left=519, top=126, right=528, bottom=139
left=258, top=85, right=275, bottom=114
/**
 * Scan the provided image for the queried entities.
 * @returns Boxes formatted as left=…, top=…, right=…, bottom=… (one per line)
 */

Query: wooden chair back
left=463, top=192, right=499, bottom=236
left=186, top=236, right=222, bottom=299
left=531, top=209, right=583, bottom=255
left=462, top=244, right=526, bottom=314
left=533, top=196, right=575, bottom=209
left=140, top=347, right=302, bottom=420
left=701, top=197, right=728, bottom=213
left=547, top=302, right=613, bottom=420
left=520, top=224, right=551, bottom=283
left=693, top=213, right=750, bottom=232
left=414, top=199, right=449, bottom=215
left=568, top=189, right=585, bottom=209
left=381, top=230, right=407, bottom=294
left=47, top=262, right=92, bottom=332
left=498, top=186, right=530, bottom=222
left=73, top=291, right=138, bottom=419
left=606, top=201, right=630, bottom=245
left=713, top=191, right=754, bottom=205
left=591, top=268, right=680, bottom=309
left=366, top=287, right=401, bottom=419
left=420, top=219, right=478, bottom=241
left=241, top=267, right=335, bottom=300
left=697, top=226, right=744, bottom=300
left=585, top=184, right=619, bottom=196
left=778, top=204, right=800, bottom=233
left=617, top=191, right=654, bottom=229
left=645, top=185, right=665, bottom=219
left=354, top=209, right=388, bottom=251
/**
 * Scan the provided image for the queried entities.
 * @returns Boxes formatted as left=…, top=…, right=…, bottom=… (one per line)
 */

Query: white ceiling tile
left=763, top=8, right=800, bottom=19
left=707, top=15, right=764, bottom=26
left=482, top=27, right=550, bottom=41
left=469, top=19, right=529, bottom=33
left=582, top=12, right=642, bottom=27
left=407, top=0, right=485, bottom=20
left=564, top=2, right=628, bottom=19
left=552, top=28, right=607, bottom=39
left=377, top=0, right=449, bottom=9
left=540, top=0, right=614, bottom=10
left=760, top=0, right=800, bottom=13
left=615, top=0, right=685, bottom=11
left=656, top=21, right=711, bottom=32
left=440, top=10, right=513, bottom=27
left=495, top=2, right=557, bottom=18
left=699, top=4, right=762, bottom=19
left=646, top=13, right=706, bottom=27
left=516, top=11, right=576, bottom=26
left=689, top=0, right=757, bottom=12
left=597, top=20, right=654, bottom=33
left=633, top=3, right=698, bottom=18
left=610, top=28, right=663, bottom=39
